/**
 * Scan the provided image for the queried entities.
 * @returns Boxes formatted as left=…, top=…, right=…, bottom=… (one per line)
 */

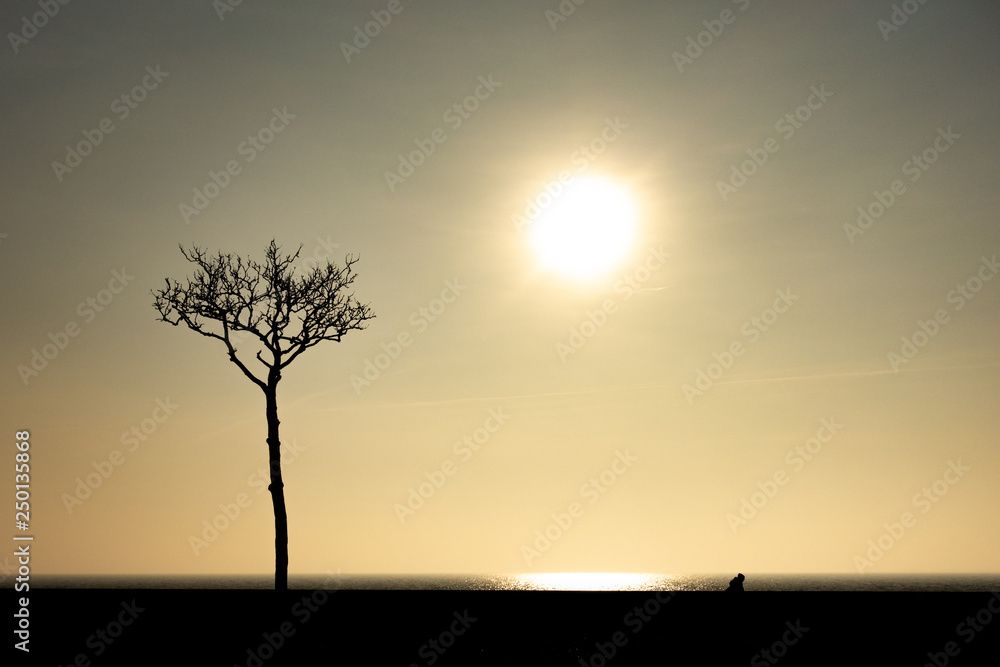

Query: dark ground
left=17, top=589, right=1000, bottom=665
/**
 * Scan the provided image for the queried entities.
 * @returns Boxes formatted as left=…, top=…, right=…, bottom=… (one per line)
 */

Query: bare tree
left=152, top=240, right=374, bottom=590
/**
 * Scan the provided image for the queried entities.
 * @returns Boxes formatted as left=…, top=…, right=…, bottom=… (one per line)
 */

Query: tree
left=152, top=240, right=374, bottom=590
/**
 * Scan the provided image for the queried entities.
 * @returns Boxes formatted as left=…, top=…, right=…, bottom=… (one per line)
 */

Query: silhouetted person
left=725, top=573, right=745, bottom=592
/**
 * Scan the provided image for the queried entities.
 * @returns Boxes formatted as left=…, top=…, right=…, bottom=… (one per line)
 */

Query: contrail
left=297, top=362, right=1000, bottom=412
left=311, top=381, right=677, bottom=412
left=717, top=361, right=1000, bottom=386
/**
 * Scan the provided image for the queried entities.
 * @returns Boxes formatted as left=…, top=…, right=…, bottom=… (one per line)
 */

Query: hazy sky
left=3, top=0, right=999, bottom=579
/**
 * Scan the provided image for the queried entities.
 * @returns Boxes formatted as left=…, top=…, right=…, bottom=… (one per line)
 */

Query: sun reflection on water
left=510, top=572, right=672, bottom=591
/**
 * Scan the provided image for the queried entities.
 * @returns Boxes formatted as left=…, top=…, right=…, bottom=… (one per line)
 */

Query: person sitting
left=725, top=573, right=745, bottom=592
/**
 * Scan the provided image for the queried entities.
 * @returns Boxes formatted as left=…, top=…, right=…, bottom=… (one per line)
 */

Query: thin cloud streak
left=717, top=362, right=1000, bottom=386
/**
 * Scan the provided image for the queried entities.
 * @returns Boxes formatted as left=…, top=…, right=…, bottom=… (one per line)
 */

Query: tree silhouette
left=152, top=240, right=374, bottom=590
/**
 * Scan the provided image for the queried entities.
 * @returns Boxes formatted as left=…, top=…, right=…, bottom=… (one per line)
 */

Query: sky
left=2, top=0, right=999, bottom=580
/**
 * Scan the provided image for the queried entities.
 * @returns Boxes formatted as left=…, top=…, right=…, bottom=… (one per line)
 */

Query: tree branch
left=152, top=240, right=375, bottom=388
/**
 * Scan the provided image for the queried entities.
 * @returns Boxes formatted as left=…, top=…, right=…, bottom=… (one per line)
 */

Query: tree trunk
left=265, top=384, right=288, bottom=591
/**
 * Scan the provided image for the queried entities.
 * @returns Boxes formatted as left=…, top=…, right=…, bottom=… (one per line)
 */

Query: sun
left=528, top=176, right=638, bottom=281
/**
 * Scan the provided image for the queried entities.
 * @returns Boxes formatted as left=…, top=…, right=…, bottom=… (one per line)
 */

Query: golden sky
left=2, top=0, right=999, bottom=579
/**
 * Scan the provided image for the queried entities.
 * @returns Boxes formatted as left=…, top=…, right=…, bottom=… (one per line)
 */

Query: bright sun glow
left=529, top=176, right=637, bottom=280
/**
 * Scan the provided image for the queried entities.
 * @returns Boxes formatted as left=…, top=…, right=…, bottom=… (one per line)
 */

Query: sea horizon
left=31, top=572, right=1000, bottom=592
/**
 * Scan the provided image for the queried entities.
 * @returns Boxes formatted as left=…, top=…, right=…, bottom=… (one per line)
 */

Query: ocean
left=33, top=571, right=1000, bottom=591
